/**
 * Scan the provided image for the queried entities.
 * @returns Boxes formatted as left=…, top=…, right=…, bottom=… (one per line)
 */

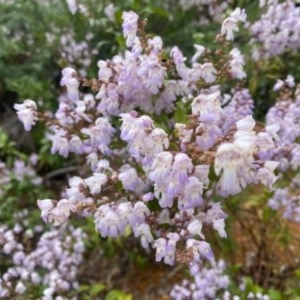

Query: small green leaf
left=174, top=101, right=188, bottom=123
left=90, top=283, right=106, bottom=296
left=268, top=289, right=282, bottom=300
left=105, top=289, right=132, bottom=300
left=295, top=269, right=300, bottom=278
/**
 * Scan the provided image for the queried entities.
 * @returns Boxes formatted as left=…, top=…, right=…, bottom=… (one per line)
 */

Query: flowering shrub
left=2, top=0, right=300, bottom=299
left=0, top=215, right=86, bottom=299
left=17, top=7, right=276, bottom=267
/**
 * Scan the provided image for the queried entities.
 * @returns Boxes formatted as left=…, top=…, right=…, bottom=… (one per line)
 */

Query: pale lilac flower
left=81, top=117, right=115, bottom=154
left=221, top=88, right=254, bottom=134
left=229, top=48, right=246, bottom=79
left=47, top=199, right=71, bottom=226
left=191, top=91, right=221, bottom=123
left=178, top=176, right=203, bottom=210
left=191, top=44, right=205, bottom=64
left=104, top=3, right=116, bottom=21
left=118, top=165, right=143, bottom=193
left=194, top=165, right=210, bottom=188
left=256, top=132, right=276, bottom=159
left=140, top=127, right=169, bottom=166
left=66, top=176, right=87, bottom=206
left=195, top=123, right=222, bottom=150
left=117, top=202, right=133, bottom=224
left=66, top=0, right=77, bottom=14
left=154, top=238, right=167, bottom=262
left=231, top=7, right=247, bottom=23
left=170, top=46, right=189, bottom=81
left=83, top=93, right=95, bottom=109
left=133, top=223, right=153, bottom=248
left=164, top=233, right=180, bottom=265
left=273, top=80, right=284, bottom=91
left=175, top=123, right=193, bottom=152
left=29, top=153, right=38, bottom=165
left=138, top=54, right=166, bottom=94
left=98, top=60, right=113, bottom=82
left=285, top=75, right=295, bottom=88
left=51, top=134, right=69, bottom=158
left=186, top=239, right=214, bottom=263
left=214, top=142, right=252, bottom=197
left=14, top=99, right=38, bottom=131
left=221, top=8, right=246, bottom=41
left=187, top=219, right=204, bottom=237
left=199, top=63, right=217, bottom=83
left=122, top=11, right=139, bottom=48
left=94, top=205, right=126, bottom=237
left=60, top=67, right=80, bottom=101
left=37, top=200, right=54, bottom=223
left=14, top=281, right=26, bottom=294
left=69, top=135, right=84, bottom=154
left=75, top=100, right=92, bottom=122
left=213, top=219, right=227, bottom=238
left=95, top=159, right=110, bottom=172
left=13, top=251, right=25, bottom=265
left=171, top=153, right=193, bottom=183
left=147, top=36, right=163, bottom=54
left=255, top=161, right=278, bottom=189
left=157, top=209, right=172, bottom=224
left=142, top=192, right=154, bottom=202
left=86, top=152, right=98, bottom=171
left=154, top=234, right=180, bottom=265
left=84, top=173, right=107, bottom=195
left=149, top=152, right=173, bottom=182
left=131, top=202, right=150, bottom=225
left=235, top=115, right=255, bottom=132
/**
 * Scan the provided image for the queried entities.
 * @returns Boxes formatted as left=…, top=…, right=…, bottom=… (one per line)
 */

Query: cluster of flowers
left=250, top=0, right=300, bottom=59
left=170, top=260, right=230, bottom=299
left=0, top=0, right=111, bottom=84
left=177, top=0, right=233, bottom=24
left=0, top=210, right=86, bottom=299
left=57, top=30, right=98, bottom=77
left=264, top=75, right=300, bottom=171
left=170, top=260, right=270, bottom=300
left=268, top=175, right=300, bottom=223
left=14, top=8, right=280, bottom=270
left=0, top=153, right=41, bottom=197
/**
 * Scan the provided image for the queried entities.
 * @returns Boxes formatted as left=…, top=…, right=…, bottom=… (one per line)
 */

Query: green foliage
left=105, top=289, right=132, bottom=300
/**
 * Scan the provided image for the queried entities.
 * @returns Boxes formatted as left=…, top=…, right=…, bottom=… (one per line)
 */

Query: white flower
left=187, top=219, right=204, bottom=238
left=273, top=80, right=284, bottom=91
left=200, top=63, right=217, bottom=83
left=213, top=219, right=227, bottom=238
left=104, top=3, right=116, bottom=21
left=229, top=48, right=246, bottom=79
left=191, top=44, right=205, bottom=63
left=14, top=99, right=38, bottom=131
left=37, top=199, right=54, bottom=223
left=221, top=8, right=246, bottom=41
left=48, top=199, right=71, bottom=226
left=236, top=115, right=255, bottom=132
left=192, top=91, right=221, bottom=123
left=133, top=223, right=153, bottom=248
left=60, top=67, right=80, bottom=101
left=149, top=151, right=173, bottom=182
left=215, top=141, right=254, bottom=197
left=15, top=281, right=26, bottom=294
left=122, top=11, right=139, bottom=47
left=84, top=173, right=107, bottom=194
left=66, top=0, right=77, bottom=14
